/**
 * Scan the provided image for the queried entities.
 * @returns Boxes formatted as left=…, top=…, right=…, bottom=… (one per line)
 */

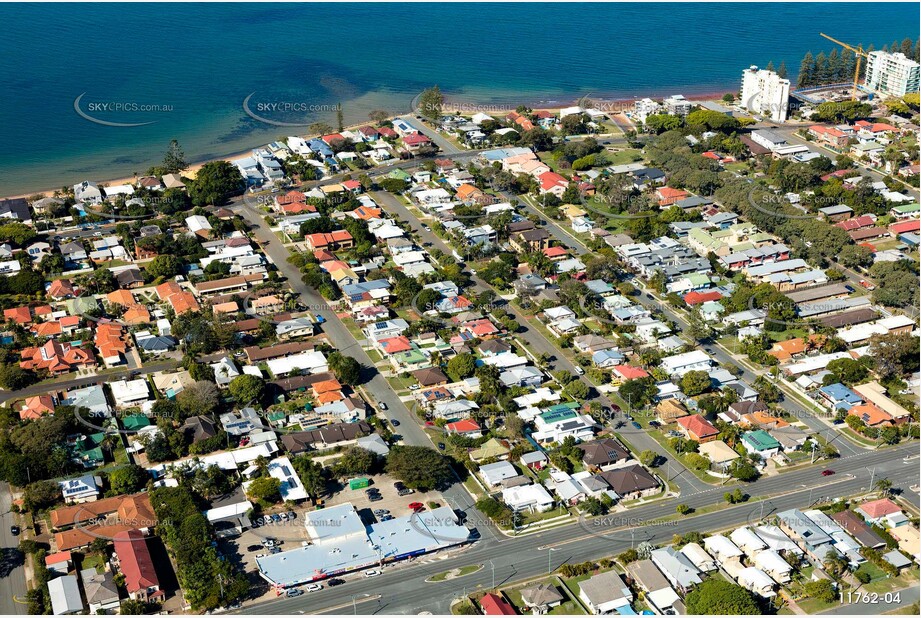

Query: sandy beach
left=2, top=90, right=732, bottom=202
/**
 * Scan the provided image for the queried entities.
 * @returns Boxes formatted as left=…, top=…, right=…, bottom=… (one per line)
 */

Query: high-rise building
left=864, top=51, right=920, bottom=97
left=664, top=95, right=692, bottom=117
left=634, top=98, right=662, bottom=124
left=740, top=65, right=791, bottom=122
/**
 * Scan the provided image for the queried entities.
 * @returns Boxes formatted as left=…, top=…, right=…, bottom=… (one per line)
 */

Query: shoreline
left=2, top=89, right=735, bottom=202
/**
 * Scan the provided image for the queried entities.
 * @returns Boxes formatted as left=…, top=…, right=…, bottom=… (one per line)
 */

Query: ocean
left=0, top=2, right=917, bottom=196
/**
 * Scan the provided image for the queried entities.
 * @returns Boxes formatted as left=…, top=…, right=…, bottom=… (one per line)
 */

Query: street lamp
left=489, top=559, right=496, bottom=590
left=352, top=593, right=371, bottom=615
left=547, top=547, right=557, bottom=575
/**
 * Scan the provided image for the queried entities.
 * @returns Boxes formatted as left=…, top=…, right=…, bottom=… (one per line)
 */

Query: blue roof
left=819, top=383, right=863, bottom=409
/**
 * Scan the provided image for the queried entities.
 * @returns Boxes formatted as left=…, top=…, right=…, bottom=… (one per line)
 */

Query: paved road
left=370, top=188, right=711, bottom=496
left=0, top=359, right=181, bottom=405
left=237, top=441, right=917, bottom=615
left=0, top=483, right=27, bottom=616
left=229, top=200, right=497, bottom=541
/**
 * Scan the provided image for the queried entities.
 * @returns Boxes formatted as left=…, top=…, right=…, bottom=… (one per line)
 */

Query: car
left=646, top=293, right=653, bottom=299
left=398, top=488, right=414, bottom=496
left=408, top=502, right=424, bottom=510
left=10, top=525, right=20, bottom=536
left=390, top=419, right=400, bottom=427
left=373, top=509, right=390, bottom=516
left=327, top=578, right=345, bottom=587
left=437, top=442, right=446, bottom=450
left=285, top=589, right=304, bottom=597
left=409, top=384, right=420, bottom=391
left=287, top=511, right=297, bottom=519
left=393, top=481, right=405, bottom=489
left=255, top=553, right=267, bottom=559
left=381, top=514, right=394, bottom=521
left=264, top=537, right=279, bottom=546
left=649, top=420, right=661, bottom=428
left=365, top=487, right=379, bottom=494
left=574, top=366, right=585, bottom=375
left=822, top=469, right=835, bottom=476
left=378, top=402, right=388, bottom=410
left=369, top=494, right=383, bottom=502
left=631, top=421, right=642, bottom=429
left=859, top=279, right=876, bottom=291
left=424, top=421, right=435, bottom=426
left=363, top=569, right=382, bottom=578
left=279, top=512, right=289, bottom=521
left=247, top=544, right=263, bottom=552
left=269, top=546, right=281, bottom=554
left=304, top=583, right=322, bottom=592
left=271, top=514, right=282, bottom=523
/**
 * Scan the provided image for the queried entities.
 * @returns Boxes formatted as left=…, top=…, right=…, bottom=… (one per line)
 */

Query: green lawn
left=504, top=577, right=586, bottom=615
left=603, top=149, right=644, bottom=166
left=428, top=564, right=483, bottom=582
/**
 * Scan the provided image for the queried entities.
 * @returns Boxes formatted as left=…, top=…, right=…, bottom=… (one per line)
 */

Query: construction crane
left=820, top=32, right=869, bottom=100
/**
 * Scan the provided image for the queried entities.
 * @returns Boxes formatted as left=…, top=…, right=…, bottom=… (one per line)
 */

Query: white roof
left=752, top=549, right=793, bottom=575
left=730, top=526, right=768, bottom=554
left=205, top=500, right=253, bottom=522
left=48, top=575, right=83, bottom=614
left=266, top=350, right=328, bottom=376
left=185, top=214, right=212, bottom=232
left=110, top=378, right=151, bottom=405
left=502, top=484, right=554, bottom=509
left=704, top=534, right=744, bottom=559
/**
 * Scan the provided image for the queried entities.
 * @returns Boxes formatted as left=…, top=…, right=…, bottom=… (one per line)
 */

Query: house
left=114, top=529, right=163, bottom=602
left=520, top=583, right=564, bottom=614
left=502, top=484, right=555, bottom=513
left=578, top=570, right=634, bottom=614
left=703, top=535, right=744, bottom=563
left=680, top=542, right=717, bottom=572
left=856, top=499, right=909, bottom=528
left=470, top=437, right=511, bottom=462
left=520, top=451, right=548, bottom=471
left=445, top=419, right=482, bottom=438
left=45, top=551, right=73, bottom=574
left=611, top=364, right=650, bottom=382
left=626, top=559, right=681, bottom=614
left=660, top=350, right=712, bottom=377
left=698, top=440, right=740, bottom=471
left=479, top=593, right=516, bottom=616
left=676, top=414, right=719, bottom=443
left=577, top=438, right=630, bottom=471
left=651, top=546, right=702, bottom=592
left=741, top=430, right=781, bottom=457
left=276, top=317, right=315, bottom=340
left=776, top=509, right=834, bottom=560
left=656, top=399, right=689, bottom=424
left=81, top=568, right=121, bottom=614
left=48, top=575, right=84, bottom=615
left=181, top=415, right=219, bottom=444
left=831, top=510, right=886, bottom=549
left=480, top=461, right=519, bottom=487
left=596, top=465, right=659, bottom=500
left=59, top=474, right=101, bottom=503
left=20, top=339, right=96, bottom=374
left=20, top=394, right=55, bottom=420
left=738, top=567, right=776, bottom=597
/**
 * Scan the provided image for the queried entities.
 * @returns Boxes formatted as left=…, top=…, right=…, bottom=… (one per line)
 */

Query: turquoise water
left=0, top=2, right=917, bottom=195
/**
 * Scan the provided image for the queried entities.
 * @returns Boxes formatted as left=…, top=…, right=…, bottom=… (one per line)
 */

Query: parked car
left=369, top=494, right=384, bottom=502
left=437, top=442, right=446, bottom=450
left=390, top=419, right=400, bottom=427
left=378, top=402, right=388, bottom=410
left=632, top=421, right=642, bottom=429
left=327, top=578, right=345, bottom=587
left=305, top=583, right=322, bottom=592
left=574, top=366, right=585, bottom=375
left=398, top=488, right=414, bottom=496
left=285, top=589, right=304, bottom=597
left=271, top=514, right=282, bottom=523
left=10, top=525, right=20, bottom=536
left=381, top=514, right=394, bottom=521
left=363, top=569, right=382, bottom=578
left=287, top=511, right=297, bottom=519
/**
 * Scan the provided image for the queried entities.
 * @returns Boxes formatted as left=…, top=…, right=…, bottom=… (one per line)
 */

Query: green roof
left=686, top=273, right=711, bottom=286
left=267, top=410, right=286, bottom=422
left=892, top=203, right=919, bottom=214
left=121, top=413, right=151, bottom=431
left=65, top=296, right=99, bottom=314
left=388, top=168, right=411, bottom=181
left=742, top=429, right=780, bottom=451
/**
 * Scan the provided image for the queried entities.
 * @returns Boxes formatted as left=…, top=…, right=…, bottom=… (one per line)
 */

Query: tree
left=227, top=374, right=265, bottom=405
left=188, top=161, right=245, bottom=207
left=24, top=480, right=61, bottom=511
left=797, top=51, right=815, bottom=87
left=869, top=332, right=920, bottom=380
left=369, top=109, right=390, bottom=125
left=176, top=381, right=220, bottom=418
left=162, top=139, right=187, bottom=173
left=327, top=352, right=362, bottom=385
left=563, top=379, right=589, bottom=400
left=0, top=364, right=35, bottom=390
left=618, top=377, right=658, bottom=410
left=335, top=446, right=377, bottom=477
left=676, top=503, right=691, bottom=515
left=386, top=445, right=453, bottom=491
left=639, top=450, right=658, bottom=467
left=108, top=464, right=149, bottom=494
left=803, top=579, right=836, bottom=603
left=146, top=254, right=183, bottom=279
left=246, top=476, right=281, bottom=504
left=874, top=478, right=893, bottom=496
left=680, top=370, right=711, bottom=396
left=417, top=86, right=444, bottom=121
left=446, top=353, right=477, bottom=382
left=685, top=579, right=760, bottom=615
left=729, top=459, right=759, bottom=482
left=0, top=222, right=37, bottom=246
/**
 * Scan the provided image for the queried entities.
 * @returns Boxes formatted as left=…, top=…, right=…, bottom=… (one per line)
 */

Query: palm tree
left=874, top=478, right=893, bottom=497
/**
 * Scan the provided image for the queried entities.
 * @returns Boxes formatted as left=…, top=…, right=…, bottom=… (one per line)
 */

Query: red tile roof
left=446, top=419, right=481, bottom=433
left=378, top=336, right=412, bottom=354
left=890, top=219, right=920, bottom=235
left=4, top=306, right=31, bottom=324
left=480, top=593, right=517, bottom=616
left=684, top=290, right=722, bottom=306
left=859, top=498, right=901, bottom=518
left=677, top=414, right=718, bottom=439
left=114, top=530, right=161, bottom=595
left=613, top=365, right=650, bottom=380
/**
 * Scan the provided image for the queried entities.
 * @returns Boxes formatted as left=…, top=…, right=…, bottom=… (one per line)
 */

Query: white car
left=363, top=569, right=382, bottom=578
left=304, top=583, right=322, bottom=592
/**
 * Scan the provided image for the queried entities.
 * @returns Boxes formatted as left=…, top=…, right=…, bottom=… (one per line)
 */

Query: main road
left=0, top=482, right=27, bottom=616
left=237, top=441, right=918, bottom=615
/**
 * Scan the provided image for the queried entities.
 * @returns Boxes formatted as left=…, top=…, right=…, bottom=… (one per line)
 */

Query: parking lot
left=228, top=473, right=446, bottom=579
